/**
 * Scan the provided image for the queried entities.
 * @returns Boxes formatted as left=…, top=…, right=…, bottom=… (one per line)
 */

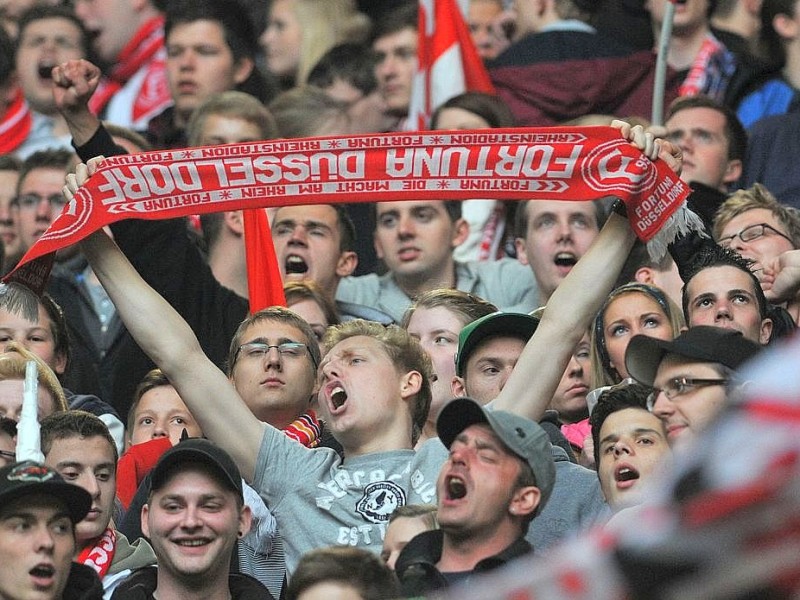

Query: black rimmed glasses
left=646, top=377, right=728, bottom=411
left=235, top=341, right=316, bottom=367
left=718, top=223, right=793, bottom=248
left=0, top=449, right=15, bottom=461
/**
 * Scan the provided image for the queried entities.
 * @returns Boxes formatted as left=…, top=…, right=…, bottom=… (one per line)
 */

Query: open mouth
left=30, top=564, right=55, bottom=579
left=37, top=63, right=55, bottom=80
left=446, top=476, right=466, bottom=500
left=285, top=254, right=309, bottom=275
left=554, top=252, right=577, bottom=268
left=615, top=466, right=640, bottom=483
left=331, top=385, right=347, bottom=409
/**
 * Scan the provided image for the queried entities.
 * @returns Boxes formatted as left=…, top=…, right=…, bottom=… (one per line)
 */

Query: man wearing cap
left=111, top=438, right=273, bottom=600
left=395, top=397, right=554, bottom=596
left=451, top=311, right=608, bottom=550
left=626, top=325, right=761, bottom=444
left=0, top=460, right=103, bottom=600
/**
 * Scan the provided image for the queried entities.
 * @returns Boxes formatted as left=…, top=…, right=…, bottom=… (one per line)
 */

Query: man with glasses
left=713, top=184, right=800, bottom=326
left=625, top=325, right=760, bottom=445
left=12, top=148, right=73, bottom=255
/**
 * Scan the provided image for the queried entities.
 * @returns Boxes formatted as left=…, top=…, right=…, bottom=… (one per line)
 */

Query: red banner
left=7, top=127, right=689, bottom=292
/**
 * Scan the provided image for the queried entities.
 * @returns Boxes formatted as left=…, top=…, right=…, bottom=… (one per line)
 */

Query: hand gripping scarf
left=5, top=126, right=694, bottom=294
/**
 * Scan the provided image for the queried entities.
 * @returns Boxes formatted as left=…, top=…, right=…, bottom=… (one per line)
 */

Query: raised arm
left=72, top=162, right=266, bottom=480
left=494, top=123, right=680, bottom=419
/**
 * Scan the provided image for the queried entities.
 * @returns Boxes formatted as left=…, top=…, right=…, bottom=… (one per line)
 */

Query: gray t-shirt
left=253, top=426, right=448, bottom=573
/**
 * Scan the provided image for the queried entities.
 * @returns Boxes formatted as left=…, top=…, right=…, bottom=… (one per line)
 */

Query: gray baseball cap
left=437, top=397, right=555, bottom=515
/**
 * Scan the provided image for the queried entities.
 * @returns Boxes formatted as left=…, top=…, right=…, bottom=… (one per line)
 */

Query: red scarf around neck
left=78, top=527, right=116, bottom=580
left=0, top=87, right=32, bottom=154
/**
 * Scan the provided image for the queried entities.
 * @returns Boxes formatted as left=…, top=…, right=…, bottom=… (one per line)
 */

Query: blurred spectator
left=0, top=154, right=22, bottom=272
left=467, top=0, right=507, bottom=60
left=261, top=0, right=370, bottom=88
left=372, top=1, right=417, bottom=129
left=381, top=504, right=437, bottom=570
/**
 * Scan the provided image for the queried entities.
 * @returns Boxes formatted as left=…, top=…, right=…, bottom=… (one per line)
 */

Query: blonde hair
left=323, top=320, right=432, bottom=445
left=292, top=0, right=372, bottom=84
left=713, top=183, right=800, bottom=248
left=0, top=342, right=67, bottom=414
left=589, top=283, right=685, bottom=388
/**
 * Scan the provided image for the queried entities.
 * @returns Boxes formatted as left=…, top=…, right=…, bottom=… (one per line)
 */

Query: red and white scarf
left=283, top=410, right=322, bottom=448
left=5, top=127, right=694, bottom=293
left=89, top=16, right=171, bottom=124
left=78, top=527, right=116, bottom=580
left=0, top=87, right=32, bottom=154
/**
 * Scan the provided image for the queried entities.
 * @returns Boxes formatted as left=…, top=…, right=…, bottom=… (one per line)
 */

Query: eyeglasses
left=235, top=341, right=316, bottom=367
left=12, top=193, right=68, bottom=211
left=718, top=223, right=793, bottom=248
left=646, top=377, right=728, bottom=411
left=0, top=450, right=15, bottom=461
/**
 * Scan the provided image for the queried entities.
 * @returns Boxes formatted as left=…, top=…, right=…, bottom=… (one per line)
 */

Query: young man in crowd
left=41, top=411, right=156, bottom=598
left=371, top=2, right=417, bottom=130
left=395, top=397, right=555, bottom=595
left=514, top=199, right=602, bottom=306
left=111, top=438, right=273, bottom=599
left=336, top=200, right=538, bottom=321
left=73, top=0, right=170, bottom=129
left=714, top=184, right=800, bottom=325
left=681, top=245, right=775, bottom=345
left=589, top=384, right=671, bottom=511
left=626, top=325, right=761, bottom=445
left=451, top=312, right=607, bottom=549
left=70, top=121, right=671, bottom=572
left=0, top=460, right=102, bottom=600
left=14, top=5, right=91, bottom=158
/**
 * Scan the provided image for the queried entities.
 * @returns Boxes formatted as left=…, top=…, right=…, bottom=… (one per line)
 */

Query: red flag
left=243, top=208, right=286, bottom=312
left=407, top=0, right=496, bottom=131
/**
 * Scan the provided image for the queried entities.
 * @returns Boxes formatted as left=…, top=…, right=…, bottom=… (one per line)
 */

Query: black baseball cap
left=150, top=438, right=243, bottom=500
left=0, top=461, right=91, bottom=524
left=455, top=312, right=540, bottom=377
left=626, top=326, right=762, bottom=387
left=437, top=397, right=555, bottom=515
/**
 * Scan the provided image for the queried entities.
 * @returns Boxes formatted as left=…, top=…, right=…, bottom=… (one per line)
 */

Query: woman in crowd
left=261, top=0, right=371, bottom=87
left=401, top=288, right=497, bottom=445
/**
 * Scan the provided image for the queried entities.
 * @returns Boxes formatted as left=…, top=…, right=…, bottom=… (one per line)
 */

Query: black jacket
left=395, top=529, right=532, bottom=597
left=110, top=566, right=275, bottom=600
left=64, top=562, right=104, bottom=600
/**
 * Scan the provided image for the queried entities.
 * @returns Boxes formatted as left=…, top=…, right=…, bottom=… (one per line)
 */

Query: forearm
left=79, top=230, right=264, bottom=479
left=494, top=213, right=636, bottom=418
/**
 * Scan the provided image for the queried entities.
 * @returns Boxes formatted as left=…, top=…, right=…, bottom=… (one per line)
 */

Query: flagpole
left=652, top=0, right=683, bottom=126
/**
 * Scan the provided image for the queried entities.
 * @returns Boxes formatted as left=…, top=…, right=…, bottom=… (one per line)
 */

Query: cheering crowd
left=1, top=0, right=800, bottom=599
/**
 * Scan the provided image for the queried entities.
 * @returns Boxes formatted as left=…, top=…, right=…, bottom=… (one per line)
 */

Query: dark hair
left=681, top=244, right=768, bottom=321
left=372, top=1, right=417, bottom=42
left=665, top=95, right=747, bottom=162
left=41, top=410, right=118, bottom=464
left=127, top=368, right=174, bottom=435
left=0, top=154, right=21, bottom=173
left=589, top=383, right=653, bottom=467
left=430, top=92, right=516, bottom=129
left=16, top=5, right=92, bottom=59
left=307, top=43, right=378, bottom=95
left=164, top=0, right=273, bottom=103
left=286, top=546, right=401, bottom=600
left=17, top=149, right=74, bottom=196
left=0, top=26, right=13, bottom=85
